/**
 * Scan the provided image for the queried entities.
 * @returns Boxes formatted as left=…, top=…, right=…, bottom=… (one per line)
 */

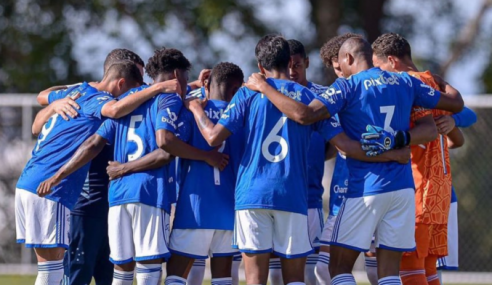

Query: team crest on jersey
left=363, top=74, right=400, bottom=90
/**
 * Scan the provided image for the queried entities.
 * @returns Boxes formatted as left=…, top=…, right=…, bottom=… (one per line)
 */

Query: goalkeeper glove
left=360, top=125, right=410, bottom=156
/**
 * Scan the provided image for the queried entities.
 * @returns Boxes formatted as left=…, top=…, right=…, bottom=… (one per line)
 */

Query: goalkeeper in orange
left=369, top=33, right=465, bottom=285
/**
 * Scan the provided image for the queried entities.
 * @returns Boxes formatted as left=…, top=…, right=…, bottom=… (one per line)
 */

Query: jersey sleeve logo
left=420, top=84, right=436, bottom=96
left=97, top=96, right=112, bottom=104
left=221, top=103, right=236, bottom=119
left=161, top=108, right=178, bottom=129
left=320, top=87, right=341, bottom=104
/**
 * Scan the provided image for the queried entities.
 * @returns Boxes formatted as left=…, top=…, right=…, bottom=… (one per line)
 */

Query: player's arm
left=37, top=85, right=76, bottom=106
left=409, top=114, right=438, bottom=145
left=330, top=132, right=410, bottom=164
left=32, top=93, right=82, bottom=136
left=420, top=74, right=464, bottom=113
left=106, top=148, right=174, bottom=180
left=187, top=99, right=233, bottom=147
left=37, top=134, right=107, bottom=197
left=446, top=128, right=465, bottom=149
left=188, top=69, right=211, bottom=91
left=434, top=106, right=477, bottom=135
left=101, top=80, right=180, bottom=119
left=245, top=73, right=330, bottom=125
left=156, top=129, right=228, bottom=170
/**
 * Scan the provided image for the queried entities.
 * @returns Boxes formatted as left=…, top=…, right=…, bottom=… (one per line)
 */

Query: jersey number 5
left=262, top=117, right=288, bottom=163
left=128, top=115, right=144, bottom=161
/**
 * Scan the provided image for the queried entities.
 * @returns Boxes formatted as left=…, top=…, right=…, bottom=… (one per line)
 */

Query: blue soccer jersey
left=329, top=152, right=349, bottom=216
left=96, top=85, right=182, bottom=213
left=17, top=82, right=113, bottom=210
left=306, top=82, right=329, bottom=209
left=186, top=87, right=206, bottom=99
left=217, top=78, right=343, bottom=215
left=173, top=100, right=244, bottom=230
left=315, top=67, right=441, bottom=197
left=451, top=185, right=457, bottom=203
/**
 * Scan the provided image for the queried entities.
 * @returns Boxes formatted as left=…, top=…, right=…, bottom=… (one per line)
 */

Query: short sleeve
left=96, top=119, right=116, bottom=145
left=314, top=116, right=343, bottom=142
left=217, top=88, right=247, bottom=134
left=156, top=94, right=183, bottom=134
left=83, top=92, right=114, bottom=119
left=411, top=76, right=441, bottom=109
left=175, top=111, right=193, bottom=143
left=47, top=85, right=81, bottom=104
left=315, top=79, right=350, bottom=117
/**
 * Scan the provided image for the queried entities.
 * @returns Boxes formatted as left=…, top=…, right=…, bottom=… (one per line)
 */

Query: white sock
left=212, top=277, right=233, bottom=285
left=165, top=275, right=187, bottom=285
left=331, top=273, right=356, bottom=285
left=269, top=258, right=283, bottom=285
left=305, top=254, right=317, bottom=285
left=378, top=276, right=401, bottom=285
left=113, top=269, right=135, bottom=285
left=136, top=263, right=162, bottom=285
left=314, top=252, right=331, bottom=285
left=364, top=256, right=378, bottom=285
left=437, top=270, right=443, bottom=285
left=187, top=259, right=206, bottom=285
left=232, top=254, right=242, bottom=285
left=35, top=260, right=64, bottom=285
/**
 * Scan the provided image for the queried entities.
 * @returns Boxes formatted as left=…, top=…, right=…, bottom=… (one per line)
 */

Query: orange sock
left=425, top=255, right=440, bottom=285
left=400, top=253, right=428, bottom=285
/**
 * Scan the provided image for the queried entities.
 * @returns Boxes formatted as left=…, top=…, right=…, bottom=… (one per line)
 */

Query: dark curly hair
left=209, top=62, right=244, bottom=86
left=288, top=39, right=307, bottom=58
left=255, top=34, right=290, bottom=71
left=103, top=48, right=144, bottom=74
left=145, top=48, right=191, bottom=80
left=320, top=33, right=362, bottom=67
left=372, top=33, right=412, bottom=60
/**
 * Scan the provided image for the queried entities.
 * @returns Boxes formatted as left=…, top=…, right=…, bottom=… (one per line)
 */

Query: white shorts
left=108, top=203, right=171, bottom=264
left=169, top=229, right=239, bottom=259
left=319, top=215, right=336, bottom=246
left=331, top=189, right=416, bottom=252
left=438, top=202, right=458, bottom=270
left=15, top=188, right=70, bottom=248
left=233, top=209, right=313, bottom=258
left=308, top=208, right=324, bottom=249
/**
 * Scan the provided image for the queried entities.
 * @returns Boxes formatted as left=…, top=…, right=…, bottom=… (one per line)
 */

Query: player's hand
left=434, top=115, right=455, bottom=135
left=156, top=79, right=181, bottom=95
left=245, top=73, right=268, bottom=93
left=52, top=92, right=81, bottom=121
left=389, top=147, right=411, bottom=164
left=360, top=125, right=395, bottom=155
left=205, top=148, right=229, bottom=171
left=37, top=176, right=61, bottom=197
left=106, top=161, right=126, bottom=180
left=184, top=96, right=208, bottom=111
left=198, top=69, right=211, bottom=87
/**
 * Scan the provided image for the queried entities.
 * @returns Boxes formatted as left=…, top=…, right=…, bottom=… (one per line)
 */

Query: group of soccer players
left=14, top=30, right=477, bottom=285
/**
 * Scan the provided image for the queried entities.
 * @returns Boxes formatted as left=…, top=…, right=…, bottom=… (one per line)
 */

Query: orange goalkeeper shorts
left=404, top=223, right=448, bottom=258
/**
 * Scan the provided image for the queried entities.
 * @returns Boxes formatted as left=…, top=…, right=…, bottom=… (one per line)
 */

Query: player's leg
left=426, top=224, right=448, bottom=285
left=399, top=223, right=430, bottom=285
left=364, top=249, right=378, bottom=285
left=134, top=204, right=171, bottom=285
left=231, top=253, right=242, bottom=285
left=167, top=228, right=213, bottom=284
left=16, top=189, right=69, bottom=285
left=329, top=196, right=380, bottom=285
left=272, top=210, right=313, bottom=285
left=376, top=188, right=417, bottom=285
left=305, top=208, right=324, bottom=285
left=268, top=254, right=283, bottom=285
left=437, top=201, right=459, bottom=284
left=234, top=209, right=274, bottom=284
left=425, top=255, right=440, bottom=285
left=209, top=229, right=239, bottom=285
left=187, top=260, right=206, bottom=285
left=315, top=214, right=337, bottom=285
left=93, top=216, right=113, bottom=285
left=109, top=204, right=136, bottom=285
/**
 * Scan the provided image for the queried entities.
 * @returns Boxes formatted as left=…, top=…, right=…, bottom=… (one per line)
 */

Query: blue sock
left=378, top=276, right=402, bottom=285
left=331, top=273, right=356, bottom=285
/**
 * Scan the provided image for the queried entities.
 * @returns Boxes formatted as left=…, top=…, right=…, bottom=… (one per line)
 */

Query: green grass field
left=0, top=275, right=485, bottom=285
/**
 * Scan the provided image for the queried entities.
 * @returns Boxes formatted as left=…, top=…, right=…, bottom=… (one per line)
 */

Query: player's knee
left=115, top=261, right=136, bottom=272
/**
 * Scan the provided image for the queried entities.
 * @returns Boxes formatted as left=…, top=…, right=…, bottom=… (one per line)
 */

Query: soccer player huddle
left=15, top=32, right=477, bottom=285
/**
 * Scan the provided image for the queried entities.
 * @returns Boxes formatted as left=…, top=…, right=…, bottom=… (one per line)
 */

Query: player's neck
left=265, top=70, right=290, bottom=80
left=353, top=59, right=373, bottom=75
left=91, top=81, right=112, bottom=94
left=153, top=73, right=174, bottom=84
left=298, top=78, right=309, bottom=87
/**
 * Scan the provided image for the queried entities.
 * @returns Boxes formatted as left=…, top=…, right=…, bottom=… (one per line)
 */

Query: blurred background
left=0, top=0, right=491, bottom=283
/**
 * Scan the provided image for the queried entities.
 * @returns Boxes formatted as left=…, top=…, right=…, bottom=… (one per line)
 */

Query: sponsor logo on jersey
left=319, top=87, right=341, bottom=105
left=205, top=108, right=224, bottom=120
left=280, top=86, right=302, bottom=101
left=333, top=179, right=348, bottom=194
left=363, top=74, right=400, bottom=90
left=161, top=108, right=178, bottom=129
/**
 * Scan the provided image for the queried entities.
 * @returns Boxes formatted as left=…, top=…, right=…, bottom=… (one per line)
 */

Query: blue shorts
left=63, top=214, right=113, bottom=285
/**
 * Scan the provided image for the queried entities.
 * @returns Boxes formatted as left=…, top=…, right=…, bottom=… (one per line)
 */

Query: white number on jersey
left=35, top=114, right=59, bottom=152
left=214, top=141, right=226, bottom=185
left=127, top=115, right=144, bottom=161
left=261, top=117, right=289, bottom=163
left=380, top=105, right=395, bottom=133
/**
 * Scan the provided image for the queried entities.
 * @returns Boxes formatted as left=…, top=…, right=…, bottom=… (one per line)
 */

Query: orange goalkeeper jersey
left=409, top=70, right=452, bottom=225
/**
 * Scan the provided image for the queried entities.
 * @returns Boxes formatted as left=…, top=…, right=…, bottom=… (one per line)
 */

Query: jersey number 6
left=262, top=117, right=288, bottom=163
